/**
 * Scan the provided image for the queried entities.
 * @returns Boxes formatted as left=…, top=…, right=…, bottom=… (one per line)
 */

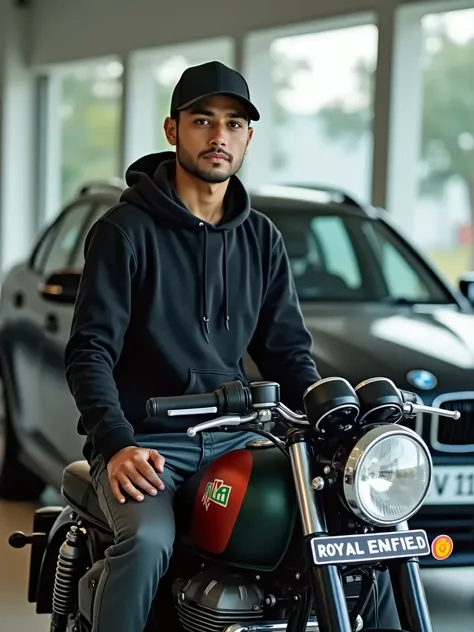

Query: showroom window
left=268, top=21, right=379, bottom=202
left=58, top=60, right=123, bottom=204
left=416, top=8, right=474, bottom=283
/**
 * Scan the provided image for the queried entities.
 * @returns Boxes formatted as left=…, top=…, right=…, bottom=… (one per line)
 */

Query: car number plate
left=424, top=465, right=474, bottom=506
left=310, top=529, right=430, bottom=566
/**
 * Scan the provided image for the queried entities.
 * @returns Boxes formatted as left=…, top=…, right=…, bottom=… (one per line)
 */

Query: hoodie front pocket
left=184, top=369, right=243, bottom=396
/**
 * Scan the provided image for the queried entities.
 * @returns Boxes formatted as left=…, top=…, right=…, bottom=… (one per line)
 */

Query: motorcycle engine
left=172, top=568, right=264, bottom=632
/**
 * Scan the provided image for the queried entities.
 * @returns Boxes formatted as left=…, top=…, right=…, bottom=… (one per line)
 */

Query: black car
left=1, top=181, right=473, bottom=566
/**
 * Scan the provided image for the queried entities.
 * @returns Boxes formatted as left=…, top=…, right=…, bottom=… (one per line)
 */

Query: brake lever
left=187, top=412, right=259, bottom=437
left=276, top=404, right=310, bottom=425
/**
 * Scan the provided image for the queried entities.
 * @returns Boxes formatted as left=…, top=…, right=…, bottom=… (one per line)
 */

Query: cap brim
left=177, top=91, right=260, bottom=122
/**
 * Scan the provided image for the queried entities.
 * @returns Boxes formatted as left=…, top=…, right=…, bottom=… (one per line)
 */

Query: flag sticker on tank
left=310, top=530, right=430, bottom=565
left=202, top=479, right=232, bottom=511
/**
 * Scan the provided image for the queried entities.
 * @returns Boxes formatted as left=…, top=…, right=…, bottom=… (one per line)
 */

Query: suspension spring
left=52, top=525, right=88, bottom=616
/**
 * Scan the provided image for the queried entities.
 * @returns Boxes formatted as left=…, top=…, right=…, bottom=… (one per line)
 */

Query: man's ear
left=164, top=117, right=177, bottom=147
left=245, top=127, right=254, bottom=155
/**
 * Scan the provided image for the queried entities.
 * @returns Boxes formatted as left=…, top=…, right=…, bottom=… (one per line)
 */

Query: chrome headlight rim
left=343, top=424, right=433, bottom=527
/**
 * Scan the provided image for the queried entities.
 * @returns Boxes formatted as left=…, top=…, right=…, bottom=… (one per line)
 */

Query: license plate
left=424, top=465, right=474, bottom=506
left=310, top=529, right=430, bottom=566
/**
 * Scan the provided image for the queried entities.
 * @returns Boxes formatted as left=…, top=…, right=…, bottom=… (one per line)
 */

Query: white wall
left=0, top=1, right=36, bottom=273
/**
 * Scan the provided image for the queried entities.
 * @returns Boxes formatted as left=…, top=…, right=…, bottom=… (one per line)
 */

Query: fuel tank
left=174, top=440, right=298, bottom=572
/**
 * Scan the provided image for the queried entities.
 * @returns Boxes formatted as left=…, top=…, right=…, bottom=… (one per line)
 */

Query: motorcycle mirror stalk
left=9, top=375, right=459, bottom=632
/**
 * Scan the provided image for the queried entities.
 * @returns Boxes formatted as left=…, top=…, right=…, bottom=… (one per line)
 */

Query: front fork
left=286, top=430, right=434, bottom=632
left=389, top=520, right=434, bottom=632
left=287, top=431, right=352, bottom=632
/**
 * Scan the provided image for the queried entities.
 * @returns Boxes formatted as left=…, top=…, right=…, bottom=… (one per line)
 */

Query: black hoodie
left=64, top=152, right=320, bottom=464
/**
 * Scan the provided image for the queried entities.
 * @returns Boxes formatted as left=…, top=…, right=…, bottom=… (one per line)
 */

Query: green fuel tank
left=174, top=439, right=298, bottom=572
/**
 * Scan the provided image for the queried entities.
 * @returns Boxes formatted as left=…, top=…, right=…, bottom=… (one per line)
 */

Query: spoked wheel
left=0, top=374, right=46, bottom=501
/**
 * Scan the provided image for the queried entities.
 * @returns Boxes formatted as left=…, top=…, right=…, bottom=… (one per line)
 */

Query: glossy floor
left=0, top=496, right=473, bottom=631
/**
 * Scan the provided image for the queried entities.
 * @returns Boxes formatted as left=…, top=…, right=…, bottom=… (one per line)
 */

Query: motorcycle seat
left=62, top=460, right=110, bottom=529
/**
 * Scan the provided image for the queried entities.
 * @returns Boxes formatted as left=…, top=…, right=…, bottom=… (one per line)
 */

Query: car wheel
left=0, top=375, right=46, bottom=501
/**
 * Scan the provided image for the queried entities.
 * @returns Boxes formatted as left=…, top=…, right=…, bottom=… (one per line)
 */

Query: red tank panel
left=191, top=449, right=253, bottom=555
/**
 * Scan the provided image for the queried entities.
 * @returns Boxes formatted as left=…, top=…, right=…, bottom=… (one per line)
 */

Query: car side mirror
left=459, top=272, right=474, bottom=305
left=39, top=269, right=81, bottom=304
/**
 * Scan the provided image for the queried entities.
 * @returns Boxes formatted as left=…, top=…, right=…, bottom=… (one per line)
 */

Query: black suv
left=1, top=180, right=473, bottom=566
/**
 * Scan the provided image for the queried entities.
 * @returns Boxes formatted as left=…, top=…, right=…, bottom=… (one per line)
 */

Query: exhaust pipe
left=223, top=614, right=363, bottom=632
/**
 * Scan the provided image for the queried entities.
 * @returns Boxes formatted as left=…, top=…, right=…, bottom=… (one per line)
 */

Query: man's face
left=164, top=95, right=254, bottom=184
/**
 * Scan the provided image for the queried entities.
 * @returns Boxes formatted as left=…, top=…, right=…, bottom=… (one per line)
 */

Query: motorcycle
left=8, top=376, right=459, bottom=632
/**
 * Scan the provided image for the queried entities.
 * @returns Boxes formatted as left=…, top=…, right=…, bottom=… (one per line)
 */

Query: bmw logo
left=406, top=370, right=437, bottom=391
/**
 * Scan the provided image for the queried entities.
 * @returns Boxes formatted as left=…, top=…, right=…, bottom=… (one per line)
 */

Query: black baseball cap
left=170, top=61, right=260, bottom=122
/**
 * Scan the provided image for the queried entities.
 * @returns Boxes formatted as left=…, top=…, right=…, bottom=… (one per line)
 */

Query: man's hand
left=107, top=446, right=165, bottom=503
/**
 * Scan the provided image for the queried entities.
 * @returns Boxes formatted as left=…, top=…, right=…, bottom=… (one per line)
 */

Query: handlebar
left=145, top=379, right=461, bottom=437
left=399, top=389, right=418, bottom=405
left=146, top=380, right=251, bottom=418
left=403, top=401, right=460, bottom=420
left=398, top=387, right=459, bottom=419
left=146, top=392, right=219, bottom=417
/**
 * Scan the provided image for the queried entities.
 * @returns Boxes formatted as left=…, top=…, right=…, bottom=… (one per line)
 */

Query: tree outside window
left=316, top=9, right=474, bottom=281
left=59, top=60, right=123, bottom=204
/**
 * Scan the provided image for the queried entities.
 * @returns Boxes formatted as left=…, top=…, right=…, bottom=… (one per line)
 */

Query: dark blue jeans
left=89, top=431, right=401, bottom=632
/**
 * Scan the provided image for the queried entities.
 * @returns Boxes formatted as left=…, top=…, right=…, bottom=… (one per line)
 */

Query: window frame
left=69, top=201, right=110, bottom=268
left=29, top=221, right=61, bottom=275
left=29, top=199, right=98, bottom=278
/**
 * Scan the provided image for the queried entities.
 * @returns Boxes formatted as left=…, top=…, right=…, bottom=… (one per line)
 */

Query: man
left=65, top=61, right=400, bottom=631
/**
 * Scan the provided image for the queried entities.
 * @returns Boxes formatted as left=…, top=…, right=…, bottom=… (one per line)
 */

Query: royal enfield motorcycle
left=9, top=376, right=459, bottom=632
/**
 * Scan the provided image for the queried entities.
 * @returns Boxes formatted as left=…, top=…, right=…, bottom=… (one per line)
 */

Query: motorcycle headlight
left=343, top=424, right=432, bottom=527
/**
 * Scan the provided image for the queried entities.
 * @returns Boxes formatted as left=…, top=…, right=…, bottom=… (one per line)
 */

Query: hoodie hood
left=120, top=151, right=252, bottom=338
left=121, top=151, right=251, bottom=231
left=67, top=151, right=318, bottom=463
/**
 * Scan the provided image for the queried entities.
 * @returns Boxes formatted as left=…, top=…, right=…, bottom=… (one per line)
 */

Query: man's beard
left=176, top=140, right=246, bottom=184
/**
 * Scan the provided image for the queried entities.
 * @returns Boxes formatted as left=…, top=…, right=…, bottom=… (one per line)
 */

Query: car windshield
left=268, top=209, right=455, bottom=304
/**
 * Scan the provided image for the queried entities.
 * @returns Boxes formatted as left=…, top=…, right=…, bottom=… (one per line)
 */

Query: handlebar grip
left=146, top=380, right=252, bottom=418
left=146, top=392, right=218, bottom=417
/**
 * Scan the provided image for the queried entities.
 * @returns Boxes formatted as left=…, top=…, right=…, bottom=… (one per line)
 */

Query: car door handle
left=45, top=313, right=59, bottom=333
left=13, top=291, right=24, bottom=308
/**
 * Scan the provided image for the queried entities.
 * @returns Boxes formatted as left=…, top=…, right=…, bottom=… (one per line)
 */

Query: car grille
left=431, top=395, right=474, bottom=452
left=410, top=506, right=474, bottom=556
left=400, top=413, right=424, bottom=437
left=400, top=417, right=417, bottom=432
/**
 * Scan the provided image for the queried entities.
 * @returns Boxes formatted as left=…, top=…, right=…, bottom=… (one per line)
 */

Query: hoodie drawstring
left=223, top=231, right=230, bottom=331
left=201, top=224, right=210, bottom=338
left=200, top=224, right=230, bottom=341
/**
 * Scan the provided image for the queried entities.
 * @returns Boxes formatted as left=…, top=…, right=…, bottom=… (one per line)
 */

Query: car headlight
left=343, top=424, right=432, bottom=527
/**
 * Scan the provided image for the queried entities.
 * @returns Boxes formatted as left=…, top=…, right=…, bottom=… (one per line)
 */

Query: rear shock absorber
left=50, top=525, right=88, bottom=632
